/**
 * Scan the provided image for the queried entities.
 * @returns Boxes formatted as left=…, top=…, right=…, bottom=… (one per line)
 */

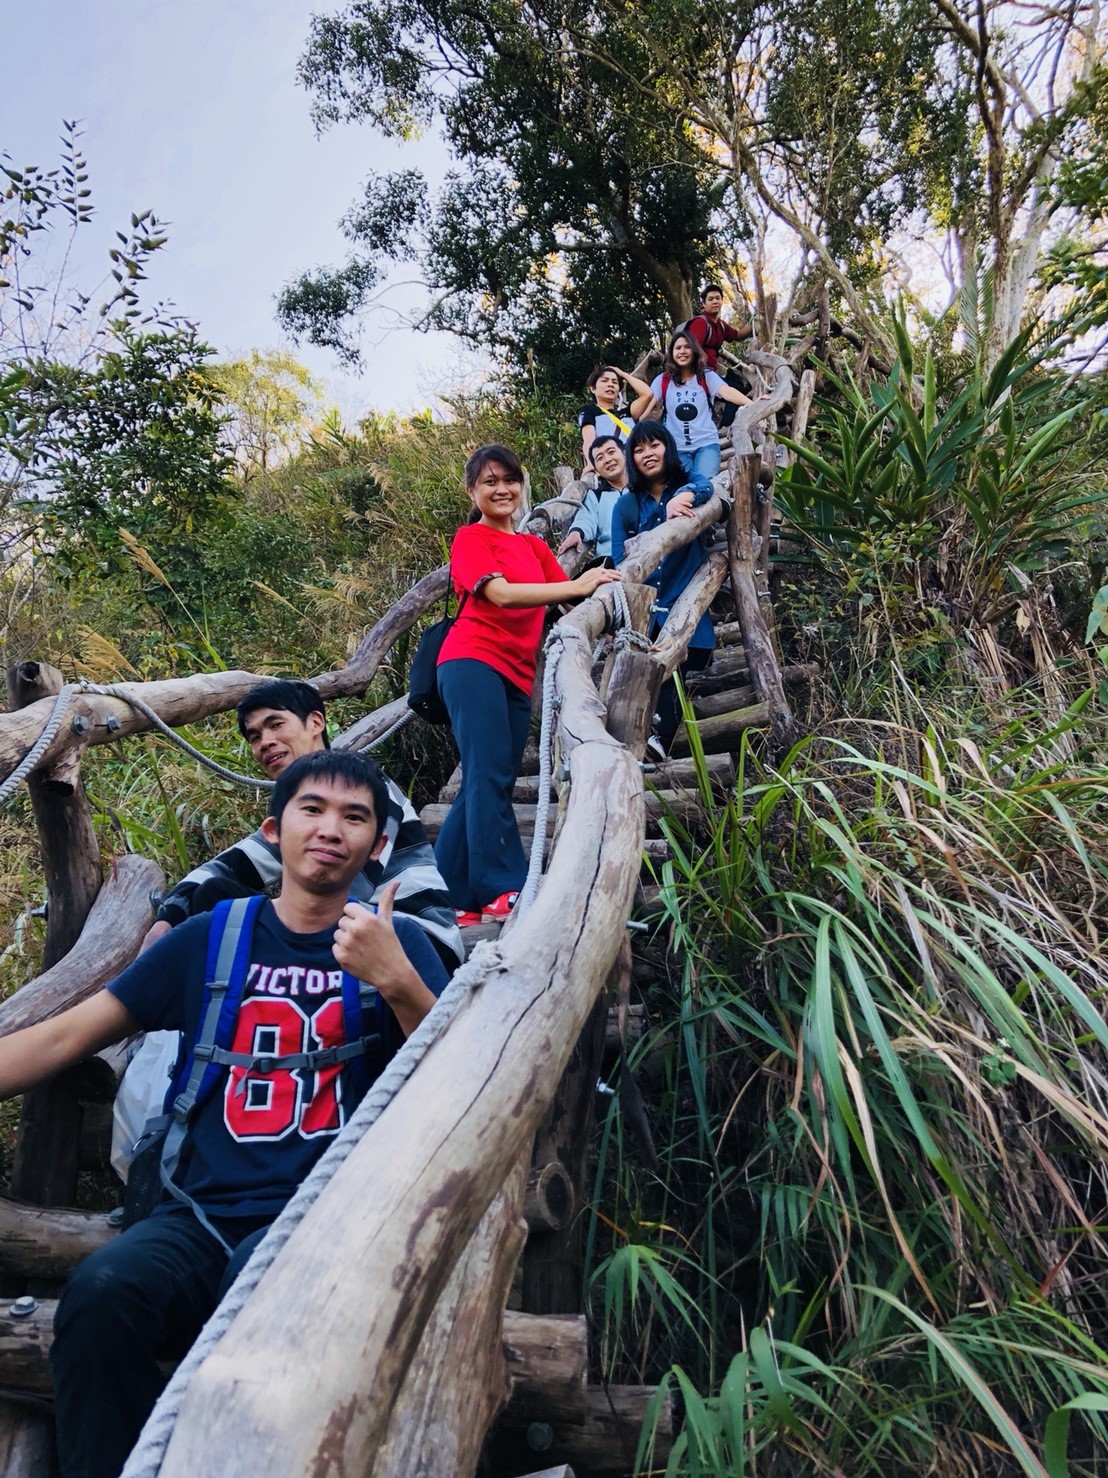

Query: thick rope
left=515, top=584, right=645, bottom=920
left=515, top=636, right=559, bottom=918
left=0, top=684, right=75, bottom=805
left=1, top=683, right=417, bottom=803
left=120, top=937, right=503, bottom=1478
left=81, top=683, right=274, bottom=790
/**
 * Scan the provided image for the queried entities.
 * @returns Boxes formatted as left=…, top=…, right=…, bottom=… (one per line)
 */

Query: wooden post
left=0, top=1397, right=51, bottom=1477
left=726, top=456, right=794, bottom=745
left=6, top=662, right=104, bottom=1207
left=520, top=994, right=608, bottom=1316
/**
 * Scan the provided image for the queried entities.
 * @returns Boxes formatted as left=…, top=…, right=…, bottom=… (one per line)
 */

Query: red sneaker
left=455, top=908, right=483, bottom=926
left=481, top=891, right=519, bottom=920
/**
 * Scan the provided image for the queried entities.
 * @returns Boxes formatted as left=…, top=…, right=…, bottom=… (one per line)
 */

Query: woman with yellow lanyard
left=577, top=363, right=651, bottom=465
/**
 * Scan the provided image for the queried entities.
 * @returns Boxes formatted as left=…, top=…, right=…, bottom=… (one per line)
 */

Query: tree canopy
left=283, top=0, right=1105, bottom=383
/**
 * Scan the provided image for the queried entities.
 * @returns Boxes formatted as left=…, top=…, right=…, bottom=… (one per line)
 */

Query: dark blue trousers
left=436, top=658, right=532, bottom=911
left=51, top=1206, right=270, bottom=1478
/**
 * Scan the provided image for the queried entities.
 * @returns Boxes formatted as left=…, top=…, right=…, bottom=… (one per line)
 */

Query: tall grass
left=590, top=690, right=1108, bottom=1475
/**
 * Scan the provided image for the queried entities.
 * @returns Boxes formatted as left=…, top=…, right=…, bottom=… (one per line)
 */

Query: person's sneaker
left=645, top=734, right=667, bottom=763
left=482, top=891, right=520, bottom=920
left=455, top=908, right=483, bottom=926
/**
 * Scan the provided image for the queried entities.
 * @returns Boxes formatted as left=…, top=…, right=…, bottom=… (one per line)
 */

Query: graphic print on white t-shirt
left=651, top=372, right=724, bottom=451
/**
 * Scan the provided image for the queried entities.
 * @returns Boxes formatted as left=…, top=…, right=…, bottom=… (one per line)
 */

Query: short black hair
left=236, top=680, right=328, bottom=746
left=585, top=364, right=620, bottom=392
left=268, top=751, right=390, bottom=845
left=701, top=283, right=724, bottom=301
left=589, top=433, right=623, bottom=465
left=625, top=420, right=687, bottom=496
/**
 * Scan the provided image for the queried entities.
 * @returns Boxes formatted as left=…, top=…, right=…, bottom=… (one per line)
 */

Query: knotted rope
left=0, top=682, right=416, bottom=803
left=515, top=581, right=646, bottom=919
left=120, top=936, right=503, bottom=1478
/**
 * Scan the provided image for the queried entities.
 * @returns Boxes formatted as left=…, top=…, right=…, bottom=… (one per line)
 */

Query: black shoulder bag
left=407, top=588, right=468, bottom=725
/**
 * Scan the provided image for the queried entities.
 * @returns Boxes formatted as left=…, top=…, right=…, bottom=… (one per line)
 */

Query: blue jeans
left=678, top=442, right=721, bottom=480
left=435, top=659, right=532, bottom=911
left=51, top=1206, right=272, bottom=1478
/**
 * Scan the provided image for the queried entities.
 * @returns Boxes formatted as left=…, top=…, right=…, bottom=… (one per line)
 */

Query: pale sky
left=1, top=0, right=484, bottom=420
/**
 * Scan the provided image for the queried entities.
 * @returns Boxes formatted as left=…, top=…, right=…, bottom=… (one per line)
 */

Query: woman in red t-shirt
left=436, top=444, right=620, bottom=924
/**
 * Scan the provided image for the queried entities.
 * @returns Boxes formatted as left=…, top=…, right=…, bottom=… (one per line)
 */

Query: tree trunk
left=6, top=662, right=104, bottom=1208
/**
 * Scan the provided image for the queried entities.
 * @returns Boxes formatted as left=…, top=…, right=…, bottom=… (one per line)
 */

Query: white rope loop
left=0, top=683, right=76, bottom=806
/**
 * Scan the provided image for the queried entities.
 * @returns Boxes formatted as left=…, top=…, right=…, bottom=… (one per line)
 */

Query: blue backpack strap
left=158, top=894, right=263, bottom=1253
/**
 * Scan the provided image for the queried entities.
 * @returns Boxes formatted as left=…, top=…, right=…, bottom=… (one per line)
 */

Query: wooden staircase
left=0, top=342, right=814, bottom=1477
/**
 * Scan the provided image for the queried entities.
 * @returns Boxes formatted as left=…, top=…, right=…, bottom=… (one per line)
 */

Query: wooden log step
left=420, top=792, right=702, bottom=842
left=487, top=1384, right=672, bottom=1475
left=692, top=684, right=755, bottom=720
left=502, top=1311, right=587, bottom=1422
left=671, top=701, right=771, bottom=757
left=685, top=656, right=749, bottom=697
left=0, top=1195, right=117, bottom=1281
left=440, top=751, right=735, bottom=805
left=0, top=1299, right=598, bottom=1426
left=711, top=619, right=745, bottom=647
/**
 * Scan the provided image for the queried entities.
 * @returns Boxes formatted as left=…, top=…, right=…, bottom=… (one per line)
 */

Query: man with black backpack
left=142, top=679, right=462, bottom=972
left=0, top=751, right=449, bottom=1478
left=683, top=284, right=752, bottom=429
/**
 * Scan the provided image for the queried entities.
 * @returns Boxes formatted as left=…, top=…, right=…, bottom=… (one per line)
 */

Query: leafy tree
left=286, top=0, right=1103, bottom=380
left=213, top=350, right=323, bottom=480
left=281, top=1, right=719, bottom=387
left=1, top=127, right=232, bottom=584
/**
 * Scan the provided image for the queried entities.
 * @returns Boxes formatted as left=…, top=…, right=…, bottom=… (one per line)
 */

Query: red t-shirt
left=438, top=523, right=567, bottom=695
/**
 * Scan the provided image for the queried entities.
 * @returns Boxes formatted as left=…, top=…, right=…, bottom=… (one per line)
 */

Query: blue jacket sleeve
left=680, top=473, right=715, bottom=507
left=610, top=492, right=638, bottom=565
left=569, top=490, right=600, bottom=543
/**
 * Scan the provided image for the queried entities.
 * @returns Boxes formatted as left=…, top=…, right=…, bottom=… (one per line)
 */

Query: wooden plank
left=670, top=702, right=771, bottom=757
left=0, top=1198, right=116, bottom=1281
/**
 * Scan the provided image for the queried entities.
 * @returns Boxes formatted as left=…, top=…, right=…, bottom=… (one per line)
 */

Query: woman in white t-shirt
left=630, top=330, right=751, bottom=479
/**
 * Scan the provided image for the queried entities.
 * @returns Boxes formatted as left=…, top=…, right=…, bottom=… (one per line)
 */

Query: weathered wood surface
left=372, top=1169, right=527, bottom=1478
left=0, top=1398, right=51, bottom=1478
left=671, top=701, right=772, bottom=757
left=649, top=550, right=729, bottom=679
left=524, top=1162, right=575, bottom=1234
left=0, top=856, right=163, bottom=1035
left=521, top=998, right=607, bottom=1315
left=0, top=1197, right=116, bottom=1280
left=334, top=695, right=412, bottom=751
left=502, top=1311, right=588, bottom=1422
left=727, top=452, right=793, bottom=742
left=0, top=1301, right=55, bottom=1394
left=7, top=660, right=107, bottom=1206
left=155, top=736, right=645, bottom=1477
left=617, top=495, right=727, bottom=587
left=486, top=1384, right=672, bottom=1475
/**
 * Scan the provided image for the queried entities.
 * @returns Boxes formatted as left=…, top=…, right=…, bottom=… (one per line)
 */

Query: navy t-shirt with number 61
left=108, top=901, right=448, bottom=1222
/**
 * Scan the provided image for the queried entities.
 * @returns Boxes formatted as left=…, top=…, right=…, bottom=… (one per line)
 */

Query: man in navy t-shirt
left=0, top=751, right=448, bottom=1478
